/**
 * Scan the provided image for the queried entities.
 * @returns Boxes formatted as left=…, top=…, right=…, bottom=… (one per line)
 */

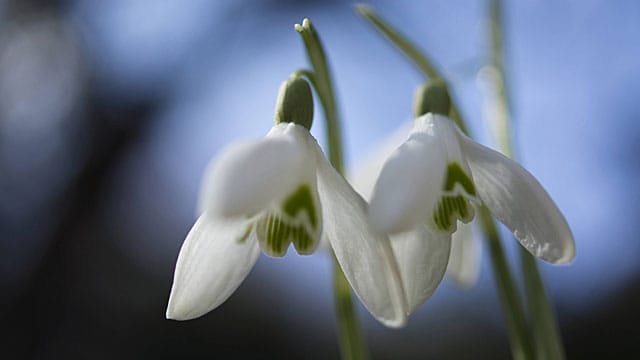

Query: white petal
left=459, top=133, right=575, bottom=263
left=368, top=124, right=448, bottom=234
left=446, top=221, right=480, bottom=287
left=166, top=214, right=261, bottom=320
left=416, top=114, right=470, bottom=170
left=390, top=225, right=451, bottom=313
left=199, top=123, right=315, bottom=218
left=251, top=126, right=324, bottom=257
left=314, top=145, right=408, bottom=327
left=350, top=121, right=414, bottom=200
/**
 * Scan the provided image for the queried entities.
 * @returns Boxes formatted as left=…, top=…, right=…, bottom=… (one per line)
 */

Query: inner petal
left=432, top=162, right=477, bottom=233
left=255, top=184, right=322, bottom=257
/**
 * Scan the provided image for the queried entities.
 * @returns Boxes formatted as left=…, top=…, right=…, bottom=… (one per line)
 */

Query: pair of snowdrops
left=165, top=78, right=574, bottom=327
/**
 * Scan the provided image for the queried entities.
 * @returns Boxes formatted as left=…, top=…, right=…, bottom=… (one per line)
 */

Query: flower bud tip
left=274, top=76, right=314, bottom=130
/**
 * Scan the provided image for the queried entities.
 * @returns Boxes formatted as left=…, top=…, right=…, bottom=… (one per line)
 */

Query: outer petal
left=446, top=221, right=480, bottom=287
left=459, top=133, right=575, bottom=263
left=166, top=214, right=261, bottom=320
left=199, top=123, right=314, bottom=218
left=314, top=145, right=408, bottom=327
left=390, top=225, right=451, bottom=313
left=368, top=125, right=448, bottom=235
left=350, top=121, right=414, bottom=200
left=418, top=114, right=471, bottom=174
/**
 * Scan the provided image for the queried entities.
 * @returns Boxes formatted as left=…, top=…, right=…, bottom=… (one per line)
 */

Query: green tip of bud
left=274, top=76, right=314, bottom=130
left=413, top=80, right=451, bottom=117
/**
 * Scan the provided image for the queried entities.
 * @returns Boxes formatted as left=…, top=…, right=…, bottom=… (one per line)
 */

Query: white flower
left=166, top=122, right=408, bottom=327
left=369, top=113, right=575, bottom=262
left=351, top=121, right=456, bottom=313
left=354, top=113, right=575, bottom=312
left=352, top=121, right=480, bottom=293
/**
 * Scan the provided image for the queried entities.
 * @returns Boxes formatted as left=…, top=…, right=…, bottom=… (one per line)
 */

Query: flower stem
left=519, top=248, right=565, bottom=360
left=478, top=208, right=535, bottom=360
left=295, top=19, right=344, bottom=174
left=489, top=0, right=566, bottom=358
left=357, top=5, right=534, bottom=359
left=295, top=18, right=367, bottom=360
left=333, top=256, right=367, bottom=360
left=355, top=4, right=468, bottom=135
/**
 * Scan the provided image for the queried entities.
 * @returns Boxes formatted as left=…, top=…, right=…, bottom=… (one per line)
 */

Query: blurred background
left=1, top=0, right=638, bottom=358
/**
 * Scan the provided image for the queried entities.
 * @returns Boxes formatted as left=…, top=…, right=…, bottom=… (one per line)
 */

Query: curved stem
left=355, top=4, right=438, bottom=79
left=295, top=19, right=367, bottom=360
left=489, top=1, right=565, bottom=359
left=355, top=4, right=468, bottom=135
left=479, top=208, right=535, bottom=360
left=357, top=5, right=534, bottom=359
left=519, top=248, right=565, bottom=360
left=295, top=19, right=344, bottom=174
left=334, top=256, right=367, bottom=360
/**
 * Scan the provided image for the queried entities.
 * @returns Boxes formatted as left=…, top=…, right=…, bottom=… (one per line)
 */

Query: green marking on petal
left=255, top=184, right=321, bottom=257
left=282, top=184, right=318, bottom=229
left=255, top=212, right=319, bottom=257
left=292, top=224, right=314, bottom=254
left=256, top=213, right=290, bottom=257
left=432, top=195, right=475, bottom=233
left=443, top=162, right=476, bottom=196
left=237, top=223, right=253, bottom=244
left=433, top=162, right=477, bottom=232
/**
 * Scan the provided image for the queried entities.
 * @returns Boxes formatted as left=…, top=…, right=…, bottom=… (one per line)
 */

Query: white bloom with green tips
left=369, top=113, right=575, bottom=265
left=167, top=78, right=408, bottom=327
left=356, top=112, right=575, bottom=316
left=352, top=119, right=480, bottom=295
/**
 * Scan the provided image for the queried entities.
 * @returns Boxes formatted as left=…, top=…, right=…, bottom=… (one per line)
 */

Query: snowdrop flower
left=166, top=77, right=407, bottom=327
left=367, top=80, right=574, bottom=286
left=352, top=119, right=479, bottom=291
left=351, top=120, right=469, bottom=314
left=351, top=83, right=575, bottom=312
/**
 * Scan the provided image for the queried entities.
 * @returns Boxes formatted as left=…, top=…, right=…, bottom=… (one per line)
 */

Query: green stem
left=355, top=4, right=468, bottom=135
left=357, top=5, right=534, bottom=359
left=334, top=256, right=367, bottom=360
left=489, top=0, right=565, bottom=358
left=479, top=209, right=535, bottom=360
left=489, top=0, right=513, bottom=158
left=295, top=19, right=344, bottom=174
left=295, top=18, right=367, bottom=360
left=355, top=4, right=438, bottom=79
left=520, top=248, right=565, bottom=360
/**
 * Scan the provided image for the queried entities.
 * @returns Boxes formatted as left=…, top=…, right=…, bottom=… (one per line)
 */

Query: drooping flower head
left=351, top=111, right=479, bottom=297
left=167, top=76, right=408, bottom=327
left=368, top=80, right=575, bottom=264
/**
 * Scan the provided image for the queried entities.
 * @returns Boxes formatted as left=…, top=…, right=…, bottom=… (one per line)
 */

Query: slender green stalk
left=356, top=5, right=534, bottom=359
left=489, top=0, right=513, bottom=157
left=295, top=18, right=367, bottom=360
left=479, top=208, right=535, bottom=360
left=489, top=1, right=565, bottom=358
left=520, top=249, right=565, bottom=360
left=355, top=4, right=468, bottom=135
left=333, top=256, right=367, bottom=360
left=295, top=19, right=344, bottom=174
left=355, top=4, right=438, bottom=79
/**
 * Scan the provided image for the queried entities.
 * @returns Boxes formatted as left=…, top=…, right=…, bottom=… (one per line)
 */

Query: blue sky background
left=1, top=0, right=639, bottom=358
